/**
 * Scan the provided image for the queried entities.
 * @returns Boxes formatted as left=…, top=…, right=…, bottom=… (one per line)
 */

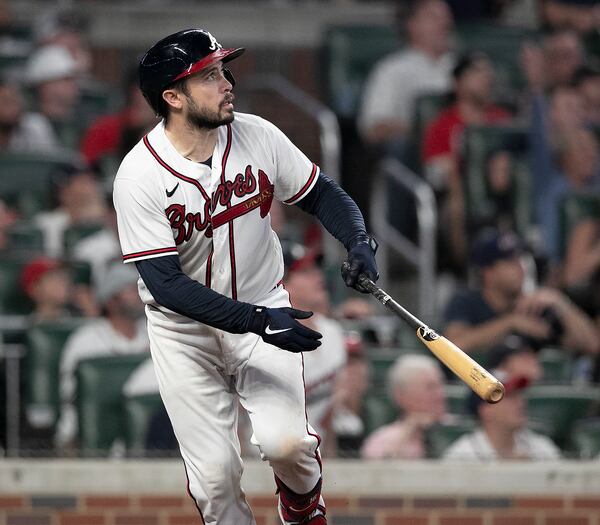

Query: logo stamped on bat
left=418, top=326, right=440, bottom=341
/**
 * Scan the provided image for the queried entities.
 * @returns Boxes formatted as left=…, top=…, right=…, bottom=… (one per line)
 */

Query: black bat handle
left=341, top=262, right=424, bottom=331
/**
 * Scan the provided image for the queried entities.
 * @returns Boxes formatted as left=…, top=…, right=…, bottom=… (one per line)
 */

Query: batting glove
left=342, top=236, right=379, bottom=293
left=247, top=306, right=323, bottom=352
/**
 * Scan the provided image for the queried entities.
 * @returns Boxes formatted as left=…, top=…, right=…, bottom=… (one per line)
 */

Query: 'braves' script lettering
left=165, top=200, right=213, bottom=244
left=212, top=165, right=258, bottom=210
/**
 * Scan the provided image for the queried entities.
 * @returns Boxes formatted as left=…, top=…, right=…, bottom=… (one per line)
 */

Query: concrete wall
left=1, top=460, right=600, bottom=524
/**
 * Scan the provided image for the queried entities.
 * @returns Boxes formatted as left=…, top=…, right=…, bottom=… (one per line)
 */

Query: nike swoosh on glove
left=247, top=306, right=323, bottom=352
left=342, top=239, right=379, bottom=293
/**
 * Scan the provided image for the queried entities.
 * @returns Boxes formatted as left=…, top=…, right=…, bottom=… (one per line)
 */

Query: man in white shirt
left=444, top=371, right=561, bottom=461
left=358, top=0, right=455, bottom=150
left=55, top=262, right=149, bottom=449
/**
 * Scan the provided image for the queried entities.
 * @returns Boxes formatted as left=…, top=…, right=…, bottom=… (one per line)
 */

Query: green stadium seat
left=570, top=418, right=600, bottom=459
left=461, top=125, right=531, bottom=238
left=63, top=223, right=105, bottom=256
left=0, top=151, right=79, bottom=217
left=426, top=417, right=477, bottom=458
left=24, top=320, right=84, bottom=429
left=361, top=394, right=397, bottom=437
left=123, top=393, right=165, bottom=456
left=538, top=348, right=572, bottom=384
left=525, top=385, right=600, bottom=448
left=322, top=24, right=398, bottom=117
left=559, top=192, right=600, bottom=259
left=5, top=222, right=44, bottom=255
left=75, top=353, right=148, bottom=456
left=0, top=258, right=33, bottom=314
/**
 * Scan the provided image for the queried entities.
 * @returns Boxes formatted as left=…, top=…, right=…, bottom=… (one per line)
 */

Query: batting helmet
left=139, top=28, right=245, bottom=115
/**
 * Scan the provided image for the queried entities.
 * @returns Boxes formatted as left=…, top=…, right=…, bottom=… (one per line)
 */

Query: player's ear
left=162, top=88, right=184, bottom=111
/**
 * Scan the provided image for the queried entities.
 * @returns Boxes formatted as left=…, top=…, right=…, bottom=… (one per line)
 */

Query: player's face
left=181, top=63, right=235, bottom=130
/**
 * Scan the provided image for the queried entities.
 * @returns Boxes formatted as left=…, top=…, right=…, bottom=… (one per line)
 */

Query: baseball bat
left=343, top=264, right=504, bottom=403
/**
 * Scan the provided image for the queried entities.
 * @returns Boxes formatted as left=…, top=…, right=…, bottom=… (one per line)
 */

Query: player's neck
left=164, top=118, right=217, bottom=163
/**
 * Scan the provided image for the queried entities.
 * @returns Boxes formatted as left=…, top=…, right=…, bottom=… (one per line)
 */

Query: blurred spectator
left=486, top=335, right=543, bottom=383
left=0, top=74, right=59, bottom=152
left=33, top=8, right=92, bottom=77
left=530, top=88, right=600, bottom=263
left=361, top=354, right=448, bottom=459
left=542, top=0, right=600, bottom=35
left=444, top=228, right=599, bottom=356
left=71, top=196, right=121, bottom=287
left=421, top=51, right=512, bottom=267
left=573, top=66, right=600, bottom=127
left=55, top=263, right=149, bottom=451
left=21, top=257, right=71, bottom=323
left=80, top=70, right=156, bottom=170
left=282, top=241, right=347, bottom=454
left=521, top=30, right=584, bottom=93
left=33, top=163, right=106, bottom=257
left=443, top=371, right=561, bottom=460
left=358, top=0, right=454, bottom=155
left=422, top=52, right=512, bottom=190
left=331, top=332, right=370, bottom=457
left=0, top=198, right=17, bottom=251
left=24, top=44, right=81, bottom=148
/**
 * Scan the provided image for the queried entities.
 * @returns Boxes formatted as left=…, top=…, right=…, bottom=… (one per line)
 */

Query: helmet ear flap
left=223, top=68, right=236, bottom=88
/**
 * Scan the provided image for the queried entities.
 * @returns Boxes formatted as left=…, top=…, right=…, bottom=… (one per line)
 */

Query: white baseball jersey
left=113, top=113, right=319, bottom=307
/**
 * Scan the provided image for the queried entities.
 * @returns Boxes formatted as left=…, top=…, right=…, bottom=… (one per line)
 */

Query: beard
left=185, top=94, right=235, bottom=130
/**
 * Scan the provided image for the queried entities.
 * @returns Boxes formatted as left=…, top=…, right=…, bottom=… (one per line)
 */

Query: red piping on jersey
left=220, top=124, right=238, bottom=300
left=123, top=246, right=178, bottom=261
left=143, top=134, right=211, bottom=202
left=283, top=163, right=318, bottom=204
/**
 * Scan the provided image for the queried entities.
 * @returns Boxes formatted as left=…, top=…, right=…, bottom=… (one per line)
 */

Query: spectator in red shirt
left=421, top=51, right=512, bottom=269
left=422, top=51, right=511, bottom=190
left=80, top=71, right=155, bottom=170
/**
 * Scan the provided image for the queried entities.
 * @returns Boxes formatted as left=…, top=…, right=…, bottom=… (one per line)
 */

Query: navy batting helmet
left=139, top=28, right=245, bottom=115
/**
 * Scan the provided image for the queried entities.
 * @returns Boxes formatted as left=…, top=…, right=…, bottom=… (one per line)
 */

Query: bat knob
left=487, top=382, right=505, bottom=404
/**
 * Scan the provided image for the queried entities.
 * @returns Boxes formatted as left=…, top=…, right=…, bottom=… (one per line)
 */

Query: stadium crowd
left=0, top=0, right=599, bottom=462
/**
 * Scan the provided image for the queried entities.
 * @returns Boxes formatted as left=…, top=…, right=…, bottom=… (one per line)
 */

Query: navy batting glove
left=247, top=306, right=323, bottom=353
left=342, top=237, right=379, bottom=293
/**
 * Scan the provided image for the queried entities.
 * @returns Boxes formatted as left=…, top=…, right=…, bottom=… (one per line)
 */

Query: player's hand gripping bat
left=342, top=264, right=505, bottom=403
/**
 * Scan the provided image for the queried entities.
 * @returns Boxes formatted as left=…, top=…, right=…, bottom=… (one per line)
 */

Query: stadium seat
left=525, top=385, right=600, bottom=448
left=63, top=223, right=105, bottom=256
left=24, top=320, right=84, bottom=429
left=461, top=125, right=531, bottom=237
left=5, top=222, right=44, bottom=255
left=0, top=151, right=79, bottom=217
left=445, top=383, right=470, bottom=415
left=559, top=192, right=600, bottom=258
left=538, top=348, right=572, bottom=384
left=321, top=24, right=398, bottom=117
left=570, top=418, right=600, bottom=459
left=123, top=393, right=165, bottom=456
left=361, top=394, right=397, bottom=437
left=75, top=353, right=149, bottom=456
left=0, top=258, right=33, bottom=314
left=426, top=417, right=477, bottom=458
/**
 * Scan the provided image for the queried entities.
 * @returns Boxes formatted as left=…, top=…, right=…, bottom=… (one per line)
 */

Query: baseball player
left=113, top=28, right=378, bottom=525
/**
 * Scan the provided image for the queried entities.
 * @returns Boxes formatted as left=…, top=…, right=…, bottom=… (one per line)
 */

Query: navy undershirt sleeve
left=135, top=255, right=254, bottom=333
left=294, top=172, right=368, bottom=250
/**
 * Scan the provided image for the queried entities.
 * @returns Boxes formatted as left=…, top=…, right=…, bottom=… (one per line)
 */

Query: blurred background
left=1, top=0, right=600, bottom=521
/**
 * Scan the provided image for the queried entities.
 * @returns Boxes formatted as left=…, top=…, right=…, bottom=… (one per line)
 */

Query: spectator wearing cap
left=21, top=257, right=71, bottom=323
left=24, top=44, right=81, bottom=148
left=421, top=51, right=512, bottom=267
left=33, top=162, right=106, bottom=258
left=55, top=263, right=149, bottom=450
left=361, top=354, right=450, bottom=460
left=0, top=74, right=60, bottom=152
left=281, top=241, right=347, bottom=455
left=443, top=228, right=599, bottom=356
left=358, top=0, right=455, bottom=154
left=443, top=370, right=561, bottom=460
